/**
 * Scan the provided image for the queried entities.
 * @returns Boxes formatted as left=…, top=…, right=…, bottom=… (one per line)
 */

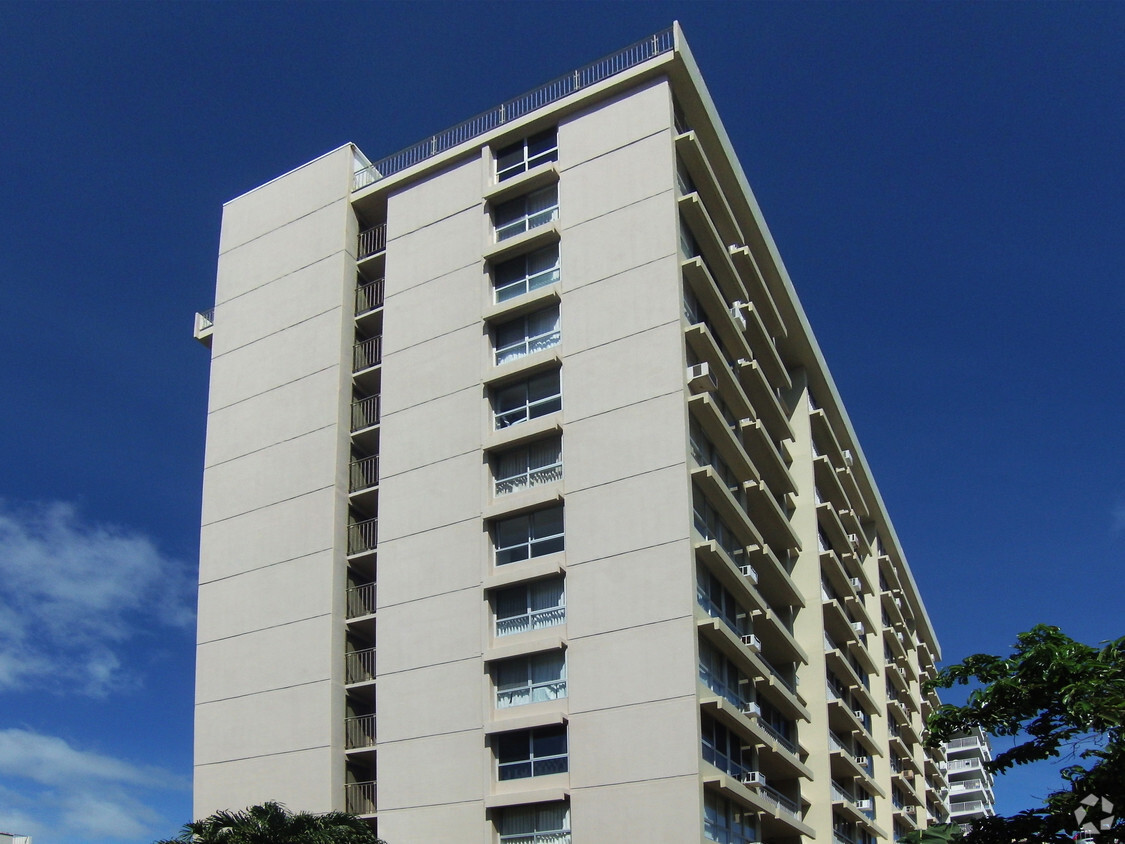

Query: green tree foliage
left=906, top=625, right=1125, bottom=844
left=154, top=801, right=386, bottom=844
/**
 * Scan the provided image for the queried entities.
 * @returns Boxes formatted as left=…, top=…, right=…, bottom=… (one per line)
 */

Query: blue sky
left=0, top=2, right=1120, bottom=841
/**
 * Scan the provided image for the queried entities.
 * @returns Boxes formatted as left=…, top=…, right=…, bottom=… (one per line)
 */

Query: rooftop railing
left=352, top=27, right=675, bottom=191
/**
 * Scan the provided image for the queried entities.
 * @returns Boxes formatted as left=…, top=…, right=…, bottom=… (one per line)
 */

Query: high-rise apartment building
left=944, top=728, right=997, bottom=831
left=193, top=24, right=950, bottom=843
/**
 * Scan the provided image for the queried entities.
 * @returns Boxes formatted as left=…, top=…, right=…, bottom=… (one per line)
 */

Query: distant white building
left=944, top=726, right=996, bottom=829
left=0, top=832, right=33, bottom=844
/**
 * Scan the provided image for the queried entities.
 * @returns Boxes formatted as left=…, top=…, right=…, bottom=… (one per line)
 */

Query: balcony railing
left=355, top=278, right=385, bottom=315
left=500, top=830, right=571, bottom=844
left=351, top=396, right=381, bottom=432
left=345, top=647, right=376, bottom=684
left=345, top=714, right=376, bottom=749
left=350, top=455, right=380, bottom=492
left=348, top=517, right=378, bottom=555
left=357, top=224, right=386, bottom=259
left=345, top=780, right=376, bottom=814
left=353, top=336, right=383, bottom=372
left=197, top=307, right=214, bottom=328
left=352, top=27, right=675, bottom=190
left=759, top=781, right=801, bottom=818
left=946, top=735, right=986, bottom=751
left=347, top=583, right=376, bottom=618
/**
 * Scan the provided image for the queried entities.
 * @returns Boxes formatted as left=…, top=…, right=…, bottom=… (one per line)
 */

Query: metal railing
left=351, top=395, right=381, bottom=431
left=345, top=780, right=376, bottom=814
left=345, top=647, right=376, bottom=684
left=197, top=307, right=215, bottom=328
left=357, top=224, right=386, bottom=259
left=355, top=278, right=385, bottom=315
left=946, top=735, right=985, bottom=750
left=350, top=455, right=380, bottom=492
left=759, top=781, right=801, bottom=818
left=500, top=830, right=571, bottom=844
left=345, top=714, right=376, bottom=749
left=347, top=583, right=376, bottom=618
left=353, top=336, right=382, bottom=372
left=352, top=27, right=675, bottom=191
left=348, top=517, right=378, bottom=555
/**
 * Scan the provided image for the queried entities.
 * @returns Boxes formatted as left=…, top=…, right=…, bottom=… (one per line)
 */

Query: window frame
left=493, top=436, right=563, bottom=496
left=494, top=649, right=567, bottom=708
left=492, top=244, right=561, bottom=303
left=496, top=128, right=558, bottom=182
left=494, top=185, right=559, bottom=242
left=493, top=369, right=562, bottom=429
left=494, top=506, right=564, bottom=566
left=496, top=725, right=569, bottom=780
left=496, top=801, right=571, bottom=843
left=494, top=578, right=566, bottom=637
left=494, top=304, right=561, bottom=366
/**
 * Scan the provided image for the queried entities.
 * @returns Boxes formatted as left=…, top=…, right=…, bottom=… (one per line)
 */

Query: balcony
left=193, top=307, right=214, bottom=347
left=353, top=336, right=382, bottom=390
left=345, top=713, right=376, bottom=750
left=345, top=780, right=377, bottom=815
left=345, top=647, right=376, bottom=685
left=346, top=582, right=376, bottom=619
left=348, top=517, right=378, bottom=556
left=355, top=277, right=385, bottom=317
left=351, top=395, right=381, bottom=434
left=350, top=455, right=380, bottom=495
left=357, top=224, right=386, bottom=260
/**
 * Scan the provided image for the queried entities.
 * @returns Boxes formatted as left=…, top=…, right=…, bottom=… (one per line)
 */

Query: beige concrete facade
left=194, top=24, right=949, bottom=844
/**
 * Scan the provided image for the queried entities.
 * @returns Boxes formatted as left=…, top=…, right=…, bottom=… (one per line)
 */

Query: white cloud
left=0, top=729, right=185, bottom=789
left=0, top=500, right=195, bottom=695
left=0, top=729, right=187, bottom=842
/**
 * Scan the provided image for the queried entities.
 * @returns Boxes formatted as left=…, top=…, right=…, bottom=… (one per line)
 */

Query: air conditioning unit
left=848, top=533, right=860, bottom=551
left=741, top=701, right=762, bottom=718
left=741, top=633, right=762, bottom=651
left=905, top=806, right=918, bottom=817
left=854, top=755, right=870, bottom=767
left=687, top=362, right=718, bottom=393
left=729, top=303, right=748, bottom=332
left=849, top=576, right=863, bottom=591
left=856, top=798, right=873, bottom=810
left=938, top=761, right=948, bottom=771
left=739, top=563, right=759, bottom=584
left=851, top=622, right=865, bottom=635
left=842, top=448, right=854, bottom=467
left=740, top=771, right=766, bottom=787
left=853, top=709, right=865, bottom=720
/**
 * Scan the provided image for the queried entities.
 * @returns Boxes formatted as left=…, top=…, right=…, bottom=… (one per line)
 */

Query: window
left=493, top=245, right=561, bottom=302
left=704, top=791, right=756, bottom=844
left=497, top=801, right=570, bottom=843
left=495, top=305, right=560, bottom=365
left=495, top=578, right=565, bottom=636
left=697, top=564, right=749, bottom=637
left=701, top=713, right=749, bottom=779
left=496, top=725, right=568, bottom=780
left=495, top=506, right=564, bottom=565
left=495, top=186, right=559, bottom=241
left=495, top=650, right=566, bottom=708
left=698, top=639, right=752, bottom=711
left=496, top=128, right=558, bottom=181
left=495, top=437, right=562, bottom=496
left=494, top=370, right=561, bottom=428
